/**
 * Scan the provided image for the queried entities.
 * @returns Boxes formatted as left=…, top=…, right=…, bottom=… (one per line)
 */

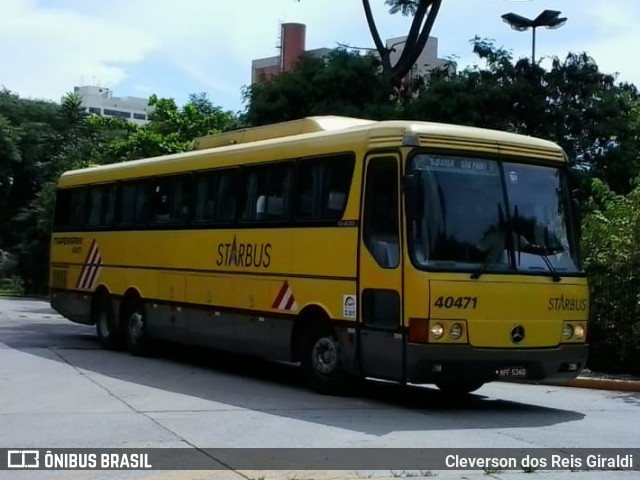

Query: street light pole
left=531, top=26, right=536, bottom=64
left=501, top=10, right=567, bottom=64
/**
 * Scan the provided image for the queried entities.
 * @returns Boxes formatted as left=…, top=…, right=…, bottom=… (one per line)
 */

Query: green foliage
left=582, top=179, right=640, bottom=267
left=581, top=179, right=640, bottom=373
left=244, top=49, right=397, bottom=125
left=96, top=93, right=240, bottom=164
left=1, top=90, right=239, bottom=293
left=386, top=0, right=422, bottom=15
left=409, top=38, right=640, bottom=194
left=0, top=89, right=61, bottom=251
left=0, top=253, right=24, bottom=296
left=148, top=93, right=240, bottom=143
left=246, top=39, right=640, bottom=195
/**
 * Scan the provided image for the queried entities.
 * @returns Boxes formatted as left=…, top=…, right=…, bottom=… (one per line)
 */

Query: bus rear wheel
left=435, top=378, right=485, bottom=396
left=124, top=298, right=152, bottom=356
left=95, top=294, right=123, bottom=350
left=302, top=323, right=349, bottom=395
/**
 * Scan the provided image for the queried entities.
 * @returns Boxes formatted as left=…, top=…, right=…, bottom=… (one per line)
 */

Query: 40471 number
left=433, top=296, right=478, bottom=309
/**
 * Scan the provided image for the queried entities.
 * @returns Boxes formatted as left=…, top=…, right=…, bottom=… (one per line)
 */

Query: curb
left=564, top=377, right=640, bottom=392
left=541, top=377, right=640, bottom=392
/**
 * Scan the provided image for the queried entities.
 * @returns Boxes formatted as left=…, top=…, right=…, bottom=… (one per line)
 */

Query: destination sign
left=414, top=155, right=498, bottom=175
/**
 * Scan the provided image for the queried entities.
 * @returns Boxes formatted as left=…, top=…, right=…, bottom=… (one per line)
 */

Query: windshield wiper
left=511, top=204, right=561, bottom=282
left=471, top=204, right=507, bottom=280
left=470, top=252, right=493, bottom=280
left=519, top=244, right=562, bottom=282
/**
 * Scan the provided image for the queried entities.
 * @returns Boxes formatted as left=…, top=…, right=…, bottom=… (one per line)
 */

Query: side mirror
left=404, top=171, right=424, bottom=220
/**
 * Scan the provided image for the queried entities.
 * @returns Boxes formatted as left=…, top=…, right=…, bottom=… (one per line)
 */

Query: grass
left=0, top=277, right=24, bottom=296
left=0, top=288, right=22, bottom=297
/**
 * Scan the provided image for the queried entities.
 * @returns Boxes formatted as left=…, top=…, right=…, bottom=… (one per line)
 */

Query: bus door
left=358, top=153, right=404, bottom=381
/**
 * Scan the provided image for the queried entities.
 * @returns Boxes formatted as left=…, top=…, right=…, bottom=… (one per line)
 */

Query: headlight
left=574, top=324, right=585, bottom=340
left=562, top=323, right=574, bottom=340
left=449, top=323, right=463, bottom=340
left=430, top=323, right=444, bottom=340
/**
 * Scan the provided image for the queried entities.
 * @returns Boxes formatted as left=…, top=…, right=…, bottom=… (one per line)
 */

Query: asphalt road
left=0, top=297, right=638, bottom=480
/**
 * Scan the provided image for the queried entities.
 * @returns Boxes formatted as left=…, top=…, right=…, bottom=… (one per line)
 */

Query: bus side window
left=54, top=188, right=84, bottom=231
left=152, top=181, right=171, bottom=223
left=265, top=164, right=291, bottom=220
left=241, top=169, right=263, bottom=221
left=102, top=184, right=116, bottom=227
left=170, top=176, right=192, bottom=223
left=321, top=155, right=354, bottom=218
left=133, top=182, right=149, bottom=226
left=296, top=154, right=355, bottom=221
left=118, top=183, right=136, bottom=226
left=327, top=191, right=346, bottom=216
left=296, top=160, right=318, bottom=219
left=195, top=173, right=218, bottom=223
left=363, top=157, right=399, bottom=268
left=216, top=170, right=237, bottom=222
left=86, top=187, right=100, bottom=227
left=241, top=163, right=292, bottom=222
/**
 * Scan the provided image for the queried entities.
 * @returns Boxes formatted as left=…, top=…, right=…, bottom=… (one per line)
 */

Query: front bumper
left=406, top=343, right=588, bottom=384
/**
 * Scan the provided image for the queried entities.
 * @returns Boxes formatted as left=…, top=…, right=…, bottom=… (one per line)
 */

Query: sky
left=1, top=0, right=639, bottom=113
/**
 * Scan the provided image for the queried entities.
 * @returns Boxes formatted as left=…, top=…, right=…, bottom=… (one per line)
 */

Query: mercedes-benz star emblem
left=510, top=324, right=525, bottom=344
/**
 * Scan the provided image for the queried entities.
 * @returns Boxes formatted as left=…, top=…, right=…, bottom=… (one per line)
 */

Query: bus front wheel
left=124, top=299, right=152, bottom=356
left=95, top=294, right=123, bottom=350
left=435, top=378, right=485, bottom=396
left=302, top=323, right=349, bottom=395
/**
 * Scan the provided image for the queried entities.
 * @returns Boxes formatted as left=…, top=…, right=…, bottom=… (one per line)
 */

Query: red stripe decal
left=272, top=281, right=289, bottom=309
left=285, top=295, right=295, bottom=310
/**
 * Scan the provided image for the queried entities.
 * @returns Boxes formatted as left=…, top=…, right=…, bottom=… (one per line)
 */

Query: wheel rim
left=128, top=311, right=144, bottom=345
left=98, top=311, right=110, bottom=338
left=312, top=336, right=338, bottom=375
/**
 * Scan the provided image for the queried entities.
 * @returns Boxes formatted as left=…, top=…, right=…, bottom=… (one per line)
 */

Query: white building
left=251, top=24, right=452, bottom=84
left=72, top=86, right=152, bottom=125
left=386, top=36, right=451, bottom=79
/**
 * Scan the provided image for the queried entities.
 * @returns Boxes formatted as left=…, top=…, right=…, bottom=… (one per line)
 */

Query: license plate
left=498, top=366, right=527, bottom=379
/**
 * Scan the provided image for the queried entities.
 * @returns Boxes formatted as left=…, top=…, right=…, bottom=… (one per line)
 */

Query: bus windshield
left=407, top=153, right=581, bottom=275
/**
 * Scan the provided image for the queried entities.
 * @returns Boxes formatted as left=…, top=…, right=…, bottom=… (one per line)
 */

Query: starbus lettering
left=548, top=295, right=587, bottom=311
left=216, top=236, right=272, bottom=268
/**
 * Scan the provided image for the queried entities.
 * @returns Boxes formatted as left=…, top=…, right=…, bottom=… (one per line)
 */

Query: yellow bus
left=50, top=116, right=588, bottom=395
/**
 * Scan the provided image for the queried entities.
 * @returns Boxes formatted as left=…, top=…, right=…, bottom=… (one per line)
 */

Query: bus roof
left=192, top=116, right=376, bottom=149
left=58, top=116, right=566, bottom=187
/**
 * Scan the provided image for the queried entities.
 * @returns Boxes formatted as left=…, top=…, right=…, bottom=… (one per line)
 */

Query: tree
left=362, top=0, right=442, bottom=85
left=0, top=89, right=60, bottom=250
left=244, top=48, right=396, bottom=125
left=581, top=179, right=640, bottom=374
left=295, top=0, right=442, bottom=88
left=404, top=38, right=640, bottom=193
left=5, top=91, right=240, bottom=293
left=99, top=93, right=240, bottom=163
left=147, top=93, right=239, bottom=143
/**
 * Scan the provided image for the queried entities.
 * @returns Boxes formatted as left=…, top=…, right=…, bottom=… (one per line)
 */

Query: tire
left=435, top=378, right=485, bottom=396
left=95, top=294, right=123, bottom=350
left=123, top=298, right=152, bottom=356
left=301, top=322, right=349, bottom=395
